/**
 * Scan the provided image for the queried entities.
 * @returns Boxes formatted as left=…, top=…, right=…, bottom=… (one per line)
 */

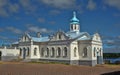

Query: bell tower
left=70, top=11, right=80, bottom=33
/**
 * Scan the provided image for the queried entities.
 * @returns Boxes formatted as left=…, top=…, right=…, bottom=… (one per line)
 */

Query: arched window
left=94, top=47, right=96, bottom=57
left=74, top=47, right=77, bottom=57
left=27, top=47, right=30, bottom=56
left=0, top=51, right=2, bottom=60
left=51, top=47, right=55, bottom=57
left=57, top=47, right=61, bottom=57
left=59, top=34, right=61, bottom=39
left=71, top=25, right=73, bottom=30
left=25, top=36, right=27, bottom=41
left=63, top=47, right=67, bottom=57
left=41, top=48, right=44, bottom=57
left=34, top=47, right=37, bottom=56
left=83, top=47, right=87, bottom=57
left=20, top=48, right=22, bottom=56
left=75, top=25, right=76, bottom=30
left=46, top=48, right=49, bottom=57
left=23, top=48, right=26, bottom=59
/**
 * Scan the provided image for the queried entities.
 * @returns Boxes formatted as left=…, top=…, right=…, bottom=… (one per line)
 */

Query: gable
left=19, top=34, right=31, bottom=42
left=50, top=31, right=69, bottom=41
left=92, top=33, right=101, bottom=42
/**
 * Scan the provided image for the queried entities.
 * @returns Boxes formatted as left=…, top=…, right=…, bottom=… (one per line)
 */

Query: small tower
left=37, top=32, right=41, bottom=38
left=70, top=11, right=80, bottom=33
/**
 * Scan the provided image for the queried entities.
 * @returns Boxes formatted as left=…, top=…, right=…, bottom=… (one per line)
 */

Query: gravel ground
left=0, top=62, right=120, bottom=75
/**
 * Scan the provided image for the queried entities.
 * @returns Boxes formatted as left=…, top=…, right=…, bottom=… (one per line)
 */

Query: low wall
left=0, top=46, right=19, bottom=61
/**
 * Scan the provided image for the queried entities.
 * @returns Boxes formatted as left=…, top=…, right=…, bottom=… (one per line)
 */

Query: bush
left=103, top=53, right=120, bottom=58
left=115, top=61, right=120, bottom=64
left=104, top=60, right=111, bottom=64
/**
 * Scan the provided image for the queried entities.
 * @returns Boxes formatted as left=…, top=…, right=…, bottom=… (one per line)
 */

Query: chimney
left=37, top=32, right=41, bottom=38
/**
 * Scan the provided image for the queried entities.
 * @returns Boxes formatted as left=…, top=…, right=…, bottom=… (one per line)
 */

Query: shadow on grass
left=101, top=71, right=120, bottom=75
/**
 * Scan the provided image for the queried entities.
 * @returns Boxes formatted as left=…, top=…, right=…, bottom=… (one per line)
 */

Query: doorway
left=0, top=51, right=2, bottom=60
left=97, top=51, right=103, bottom=64
left=23, top=48, right=26, bottom=59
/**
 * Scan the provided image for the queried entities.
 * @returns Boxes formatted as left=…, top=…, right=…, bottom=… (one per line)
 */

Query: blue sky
left=0, top=0, right=120, bottom=52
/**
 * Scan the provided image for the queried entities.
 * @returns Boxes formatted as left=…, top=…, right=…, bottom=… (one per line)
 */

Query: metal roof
left=66, top=31, right=91, bottom=40
left=31, top=36, right=50, bottom=42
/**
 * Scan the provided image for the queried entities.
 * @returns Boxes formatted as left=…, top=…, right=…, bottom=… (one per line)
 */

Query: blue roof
left=78, top=36, right=91, bottom=40
left=66, top=31, right=91, bottom=40
left=12, top=41, right=19, bottom=44
left=32, top=31, right=91, bottom=42
left=25, top=30, right=91, bottom=43
left=70, top=12, right=79, bottom=24
left=32, top=36, right=50, bottom=42
left=70, top=22, right=79, bottom=24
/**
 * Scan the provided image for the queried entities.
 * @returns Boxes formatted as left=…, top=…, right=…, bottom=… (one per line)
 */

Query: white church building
left=0, top=12, right=103, bottom=66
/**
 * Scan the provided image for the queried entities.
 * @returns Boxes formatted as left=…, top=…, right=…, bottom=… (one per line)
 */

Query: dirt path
left=0, top=62, right=120, bottom=75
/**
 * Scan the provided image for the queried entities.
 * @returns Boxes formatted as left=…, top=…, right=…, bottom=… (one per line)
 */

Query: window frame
left=46, top=48, right=49, bottom=57
left=63, top=47, right=67, bottom=57
left=74, top=47, right=77, bottom=57
left=34, top=47, right=37, bottom=56
left=20, top=48, right=22, bottom=56
left=41, top=48, right=44, bottom=57
left=27, top=47, right=30, bottom=56
left=51, top=47, right=55, bottom=57
left=83, top=47, right=87, bottom=57
left=94, top=47, right=96, bottom=57
left=57, top=47, right=61, bottom=57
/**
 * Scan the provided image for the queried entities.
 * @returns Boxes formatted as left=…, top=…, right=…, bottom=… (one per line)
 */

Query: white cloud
left=0, top=36, right=8, bottom=40
left=0, top=0, right=20, bottom=17
left=40, top=0, right=76, bottom=9
left=28, top=26, right=40, bottom=32
left=6, top=26, right=22, bottom=34
left=118, top=36, right=120, bottom=39
left=106, top=40, right=114, bottom=44
left=49, top=21, right=56, bottom=25
left=75, top=4, right=84, bottom=14
left=49, top=10, right=61, bottom=15
left=28, top=26, right=53, bottom=33
left=0, top=0, right=9, bottom=17
left=8, top=3, right=19, bottom=13
left=19, top=0, right=36, bottom=12
left=38, top=18, right=45, bottom=23
left=0, top=28, right=3, bottom=32
left=0, top=0, right=37, bottom=17
left=0, top=0, right=8, bottom=7
left=0, top=8, right=8, bottom=17
left=103, top=36, right=120, bottom=48
left=104, top=0, right=120, bottom=10
left=87, top=0, right=96, bottom=10
left=103, top=35, right=120, bottom=53
left=113, top=13, right=120, bottom=17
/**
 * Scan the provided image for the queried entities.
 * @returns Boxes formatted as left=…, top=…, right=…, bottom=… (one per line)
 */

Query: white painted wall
left=0, top=47, right=19, bottom=59
left=19, top=46, right=31, bottom=59
left=39, top=44, right=70, bottom=60
left=70, top=41, right=79, bottom=60
left=78, top=41, right=92, bottom=60
left=30, top=45, right=40, bottom=59
left=91, top=33, right=103, bottom=60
